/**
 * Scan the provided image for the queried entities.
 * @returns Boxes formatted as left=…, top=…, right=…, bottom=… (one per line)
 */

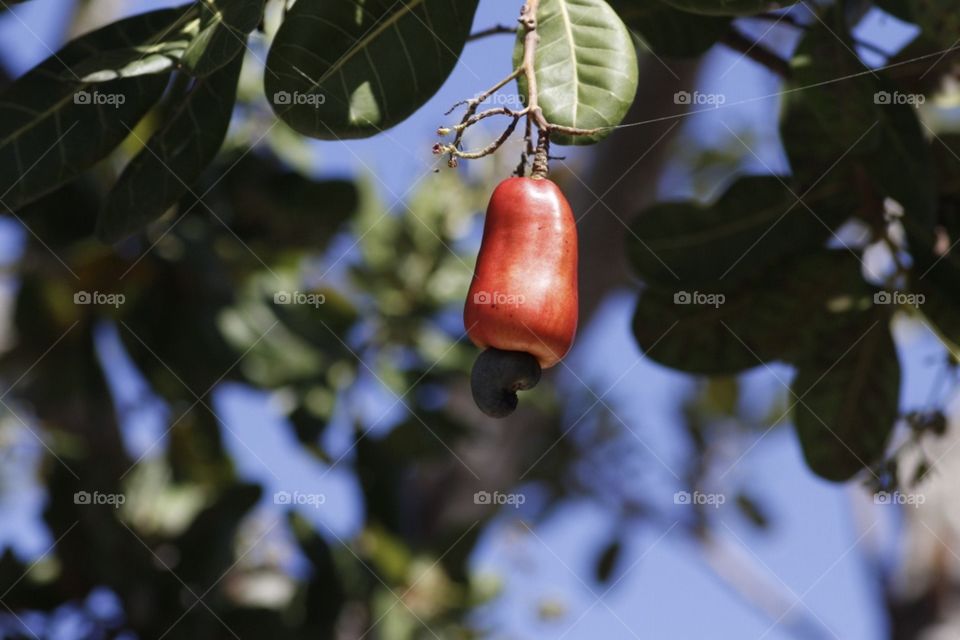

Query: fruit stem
left=530, top=129, right=549, bottom=179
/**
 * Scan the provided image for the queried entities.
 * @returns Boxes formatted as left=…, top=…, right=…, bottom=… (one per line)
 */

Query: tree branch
left=720, top=28, right=792, bottom=78
left=468, top=24, right=517, bottom=41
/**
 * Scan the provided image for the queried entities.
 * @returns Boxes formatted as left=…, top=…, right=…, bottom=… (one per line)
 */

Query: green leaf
left=628, top=175, right=851, bottom=289
left=780, top=20, right=879, bottom=187
left=207, top=152, right=361, bottom=248
left=792, top=312, right=899, bottom=482
left=869, top=91, right=936, bottom=229
left=610, top=0, right=730, bottom=57
left=175, top=483, right=262, bottom=581
left=288, top=512, right=344, bottom=635
left=516, top=0, right=639, bottom=145
left=632, top=251, right=872, bottom=374
left=264, top=0, right=479, bottom=139
left=658, top=0, right=800, bottom=16
left=0, top=8, right=186, bottom=211
left=780, top=20, right=936, bottom=228
left=907, top=220, right=960, bottom=352
left=68, top=39, right=191, bottom=82
left=181, top=0, right=266, bottom=76
left=873, top=0, right=912, bottom=21
left=931, top=134, right=960, bottom=199
left=97, top=53, right=244, bottom=242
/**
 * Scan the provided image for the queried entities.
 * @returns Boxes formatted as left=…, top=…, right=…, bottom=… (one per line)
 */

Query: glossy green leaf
left=632, top=251, right=873, bottom=374
left=659, top=0, right=799, bottom=16
left=610, top=0, right=730, bottom=57
left=181, top=0, right=266, bottom=76
left=0, top=8, right=185, bottom=211
left=68, top=39, right=190, bottom=82
left=628, top=175, right=851, bottom=289
left=264, top=0, right=479, bottom=139
left=516, top=0, right=639, bottom=145
left=792, top=313, right=899, bottom=482
left=98, top=53, right=244, bottom=242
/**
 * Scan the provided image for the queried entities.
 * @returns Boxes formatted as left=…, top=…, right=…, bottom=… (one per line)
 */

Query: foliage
left=627, top=7, right=957, bottom=482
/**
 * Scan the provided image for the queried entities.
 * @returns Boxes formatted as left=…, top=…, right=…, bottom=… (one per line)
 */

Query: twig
left=435, top=115, right=522, bottom=164
left=436, top=0, right=603, bottom=175
left=468, top=24, right=517, bottom=41
left=720, top=28, right=792, bottom=77
left=750, top=11, right=894, bottom=60
left=443, top=106, right=528, bottom=134
left=447, top=66, right=522, bottom=117
left=518, top=0, right=600, bottom=176
left=750, top=12, right=806, bottom=30
left=519, top=0, right=550, bottom=134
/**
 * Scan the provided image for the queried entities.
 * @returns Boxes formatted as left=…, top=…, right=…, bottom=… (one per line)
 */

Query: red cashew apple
left=464, top=177, right=579, bottom=417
